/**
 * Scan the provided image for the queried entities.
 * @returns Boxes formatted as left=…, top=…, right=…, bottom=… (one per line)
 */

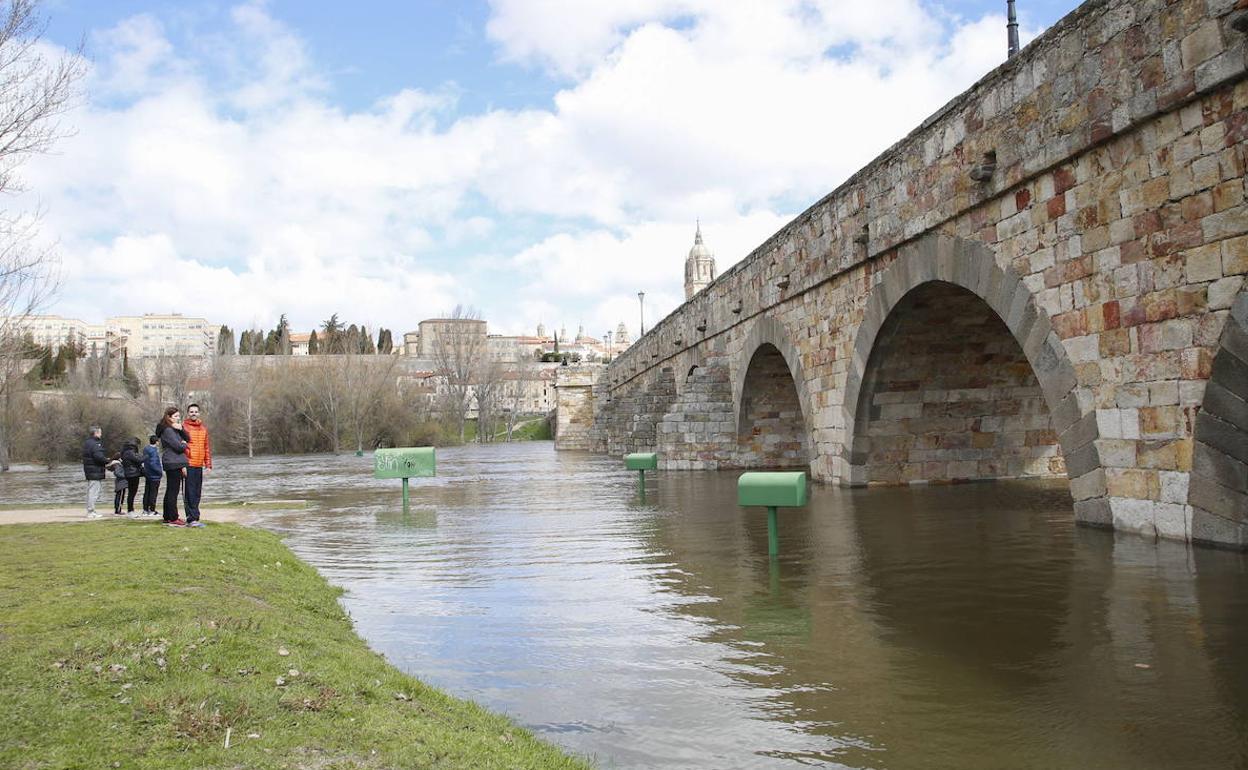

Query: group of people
left=81, top=404, right=213, bottom=528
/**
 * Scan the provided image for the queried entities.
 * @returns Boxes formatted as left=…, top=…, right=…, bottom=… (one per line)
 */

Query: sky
left=21, top=0, right=1082, bottom=340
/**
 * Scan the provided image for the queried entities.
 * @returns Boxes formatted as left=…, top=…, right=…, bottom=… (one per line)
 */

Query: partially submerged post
left=625, top=453, right=658, bottom=499
left=737, top=472, right=807, bottom=557
left=374, top=447, right=436, bottom=513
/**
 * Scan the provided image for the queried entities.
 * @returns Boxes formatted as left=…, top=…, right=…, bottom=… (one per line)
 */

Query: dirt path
left=0, top=507, right=259, bottom=526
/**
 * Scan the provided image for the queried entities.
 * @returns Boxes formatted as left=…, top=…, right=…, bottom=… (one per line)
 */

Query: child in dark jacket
left=120, top=438, right=143, bottom=516
left=141, top=435, right=163, bottom=515
left=109, top=453, right=126, bottom=516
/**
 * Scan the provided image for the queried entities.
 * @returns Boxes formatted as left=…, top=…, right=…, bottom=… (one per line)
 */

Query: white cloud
left=507, top=211, right=791, bottom=337
left=22, top=1, right=1046, bottom=336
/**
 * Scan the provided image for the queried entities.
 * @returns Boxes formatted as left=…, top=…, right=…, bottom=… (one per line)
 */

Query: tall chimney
left=1007, top=0, right=1020, bottom=57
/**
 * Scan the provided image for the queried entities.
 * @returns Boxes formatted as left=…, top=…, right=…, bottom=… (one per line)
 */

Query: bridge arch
left=1190, top=291, right=1248, bottom=548
left=733, top=316, right=814, bottom=470
left=842, top=234, right=1106, bottom=525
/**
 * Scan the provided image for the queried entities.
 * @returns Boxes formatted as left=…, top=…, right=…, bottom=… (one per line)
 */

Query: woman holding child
left=157, top=407, right=191, bottom=527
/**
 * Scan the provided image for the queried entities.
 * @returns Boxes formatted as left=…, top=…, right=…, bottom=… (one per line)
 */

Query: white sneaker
left=86, top=512, right=103, bottom=520
left=127, top=512, right=142, bottom=519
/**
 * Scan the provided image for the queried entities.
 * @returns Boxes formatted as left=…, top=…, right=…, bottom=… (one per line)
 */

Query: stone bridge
left=555, top=0, right=1248, bottom=549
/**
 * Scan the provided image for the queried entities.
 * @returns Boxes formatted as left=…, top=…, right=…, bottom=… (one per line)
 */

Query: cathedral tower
left=684, top=222, right=716, bottom=300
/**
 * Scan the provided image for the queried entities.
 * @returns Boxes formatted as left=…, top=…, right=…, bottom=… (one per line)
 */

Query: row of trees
left=216, top=314, right=398, bottom=356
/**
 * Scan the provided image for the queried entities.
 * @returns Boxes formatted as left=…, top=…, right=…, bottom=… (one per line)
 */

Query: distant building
left=289, top=332, right=312, bottom=356
left=402, top=317, right=632, bottom=364
left=684, top=222, right=716, bottom=300
left=107, top=314, right=219, bottom=357
left=10, top=313, right=218, bottom=358
left=10, top=315, right=91, bottom=350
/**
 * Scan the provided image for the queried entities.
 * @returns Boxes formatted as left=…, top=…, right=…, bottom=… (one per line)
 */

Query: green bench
left=738, top=472, right=808, bottom=556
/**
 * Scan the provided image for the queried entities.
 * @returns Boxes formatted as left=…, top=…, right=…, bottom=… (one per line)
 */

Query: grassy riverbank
left=0, top=523, right=590, bottom=769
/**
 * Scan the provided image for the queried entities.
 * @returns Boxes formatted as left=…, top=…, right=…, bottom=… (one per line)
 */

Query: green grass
left=503, top=419, right=552, bottom=442
left=0, top=523, right=592, bottom=770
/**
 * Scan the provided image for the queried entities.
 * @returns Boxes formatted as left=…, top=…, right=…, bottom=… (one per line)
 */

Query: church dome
left=688, top=224, right=713, bottom=260
left=684, top=222, right=716, bottom=300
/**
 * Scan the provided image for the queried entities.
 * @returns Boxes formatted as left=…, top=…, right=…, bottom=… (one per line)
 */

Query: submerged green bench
left=625, top=453, right=658, bottom=497
left=375, top=447, right=436, bottom=512
left=738, top=472, right=808, bottom=557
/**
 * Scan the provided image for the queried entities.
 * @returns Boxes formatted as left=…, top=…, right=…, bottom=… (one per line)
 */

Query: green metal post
left=767, top=506, right=778, bottom=557
left=638, top=469, right=646, bottom=502
left=402, top=477, right=410, bottom=515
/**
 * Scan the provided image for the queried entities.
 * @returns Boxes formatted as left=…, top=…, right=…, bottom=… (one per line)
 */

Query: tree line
left=217, top=314, right=397, bottom=356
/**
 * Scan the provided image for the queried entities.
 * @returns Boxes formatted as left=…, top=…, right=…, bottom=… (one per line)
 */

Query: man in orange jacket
left=183, top=403, right=213, bottom=528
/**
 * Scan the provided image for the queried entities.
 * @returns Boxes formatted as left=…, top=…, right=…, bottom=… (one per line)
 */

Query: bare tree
left=146, top=352, right=196, bottom=408
left=473, top=345, right=509, bottom=443
left=212, top=348, right=265, bottom=457
left=502, top=354, right=540, bottom=441
left=341, top=353, right=399, bottom=452
left=429, top=305, right=486, bottom=442
left=0, top=0, right=84, bottom=470
left=295, top=356, right=346, bottom=453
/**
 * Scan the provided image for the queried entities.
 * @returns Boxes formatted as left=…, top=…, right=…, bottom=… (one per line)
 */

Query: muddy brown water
left=4, top=443, right=1247, bottom=769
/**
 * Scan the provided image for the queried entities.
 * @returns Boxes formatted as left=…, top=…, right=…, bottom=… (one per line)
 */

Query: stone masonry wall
left=657, top=361, right=736, bottom=470
left=575, top=0, right=1248, bottom=547
left=854, top=282, right=1065, bottom=483
left=553, top=366, right=602, bottom=451
left=736, top=345, right=811, bottom=468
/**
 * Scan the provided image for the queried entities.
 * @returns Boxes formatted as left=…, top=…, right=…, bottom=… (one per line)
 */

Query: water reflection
left=3, top=446, right=1247, bottom=768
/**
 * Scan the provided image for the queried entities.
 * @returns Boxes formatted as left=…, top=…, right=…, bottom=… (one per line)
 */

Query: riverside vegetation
left=0, top=522, right=589, bottom=769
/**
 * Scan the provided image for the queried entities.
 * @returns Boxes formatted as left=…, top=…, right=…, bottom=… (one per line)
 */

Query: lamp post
left=1007, top=0, right=1019, bottom=57
left=638, top=291, right=646, bottom=337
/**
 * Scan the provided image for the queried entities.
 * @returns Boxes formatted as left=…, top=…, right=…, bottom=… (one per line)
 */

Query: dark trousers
left=125, top=477, right=140, bottom=512
left=163, top=469, right=183, bottom=522
left=185, top=467, right=204, bottom=523
left=113, top=487, right=125, bottom=514
left=143, top=477, right=161, bottom=512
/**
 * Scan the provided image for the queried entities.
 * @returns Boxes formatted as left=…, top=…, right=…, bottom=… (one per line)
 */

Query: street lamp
left=638, top=291, right=646, bottom=336
left=1007, top=0, right=1019, bottom=57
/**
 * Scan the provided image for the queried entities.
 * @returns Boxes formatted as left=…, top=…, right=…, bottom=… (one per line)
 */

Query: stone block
left=1153, top=502, right=1190, bottom=541
left=1188, top=476, right=1246, bottom=521
left=1106, top=467, right=1152, bottom=498
left=1160, top=470, right=1190, bottom=503
left=1139, top=405, right=1182, bottom=438
left=1211, top=351, right=1248, bottom=400
left=1190, top=508, right=1248, bottom=550
left=1185, top=243, right=1224, bottom=282
left=1224, top=235, right=1248, bottom=275
left=1182, top=21, right=1222, bottom=69
left=1138, top=439, right=1184, bottom=470
left=1208, top=276, right=1245, bottom=309
left=1192, top=440, right=1248, bottom=493
left=1073, top=496, right=1113, bottom=528
left=1203, top=207, right=1248, bottom=241
left=1071, top=467, right=1107, bottom=501
left=1111, top=497, right=1157, bottom=537
left=1095, top=438, right=1136, bottom=467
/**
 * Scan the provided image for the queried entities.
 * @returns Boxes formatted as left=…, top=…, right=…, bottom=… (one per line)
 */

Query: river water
left=3, top=442, right=1247, bottom=769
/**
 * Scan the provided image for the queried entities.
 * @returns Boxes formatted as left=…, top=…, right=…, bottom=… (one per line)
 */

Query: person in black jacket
left=81, top=426, right=108, bottom=520
left=157, top=407, right=191, bottom=526
left=119, top=437, right=144, bottom=516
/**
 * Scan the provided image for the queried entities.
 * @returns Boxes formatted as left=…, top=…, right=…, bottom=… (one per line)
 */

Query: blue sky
left=26, top=0, right=1082, bottom=339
